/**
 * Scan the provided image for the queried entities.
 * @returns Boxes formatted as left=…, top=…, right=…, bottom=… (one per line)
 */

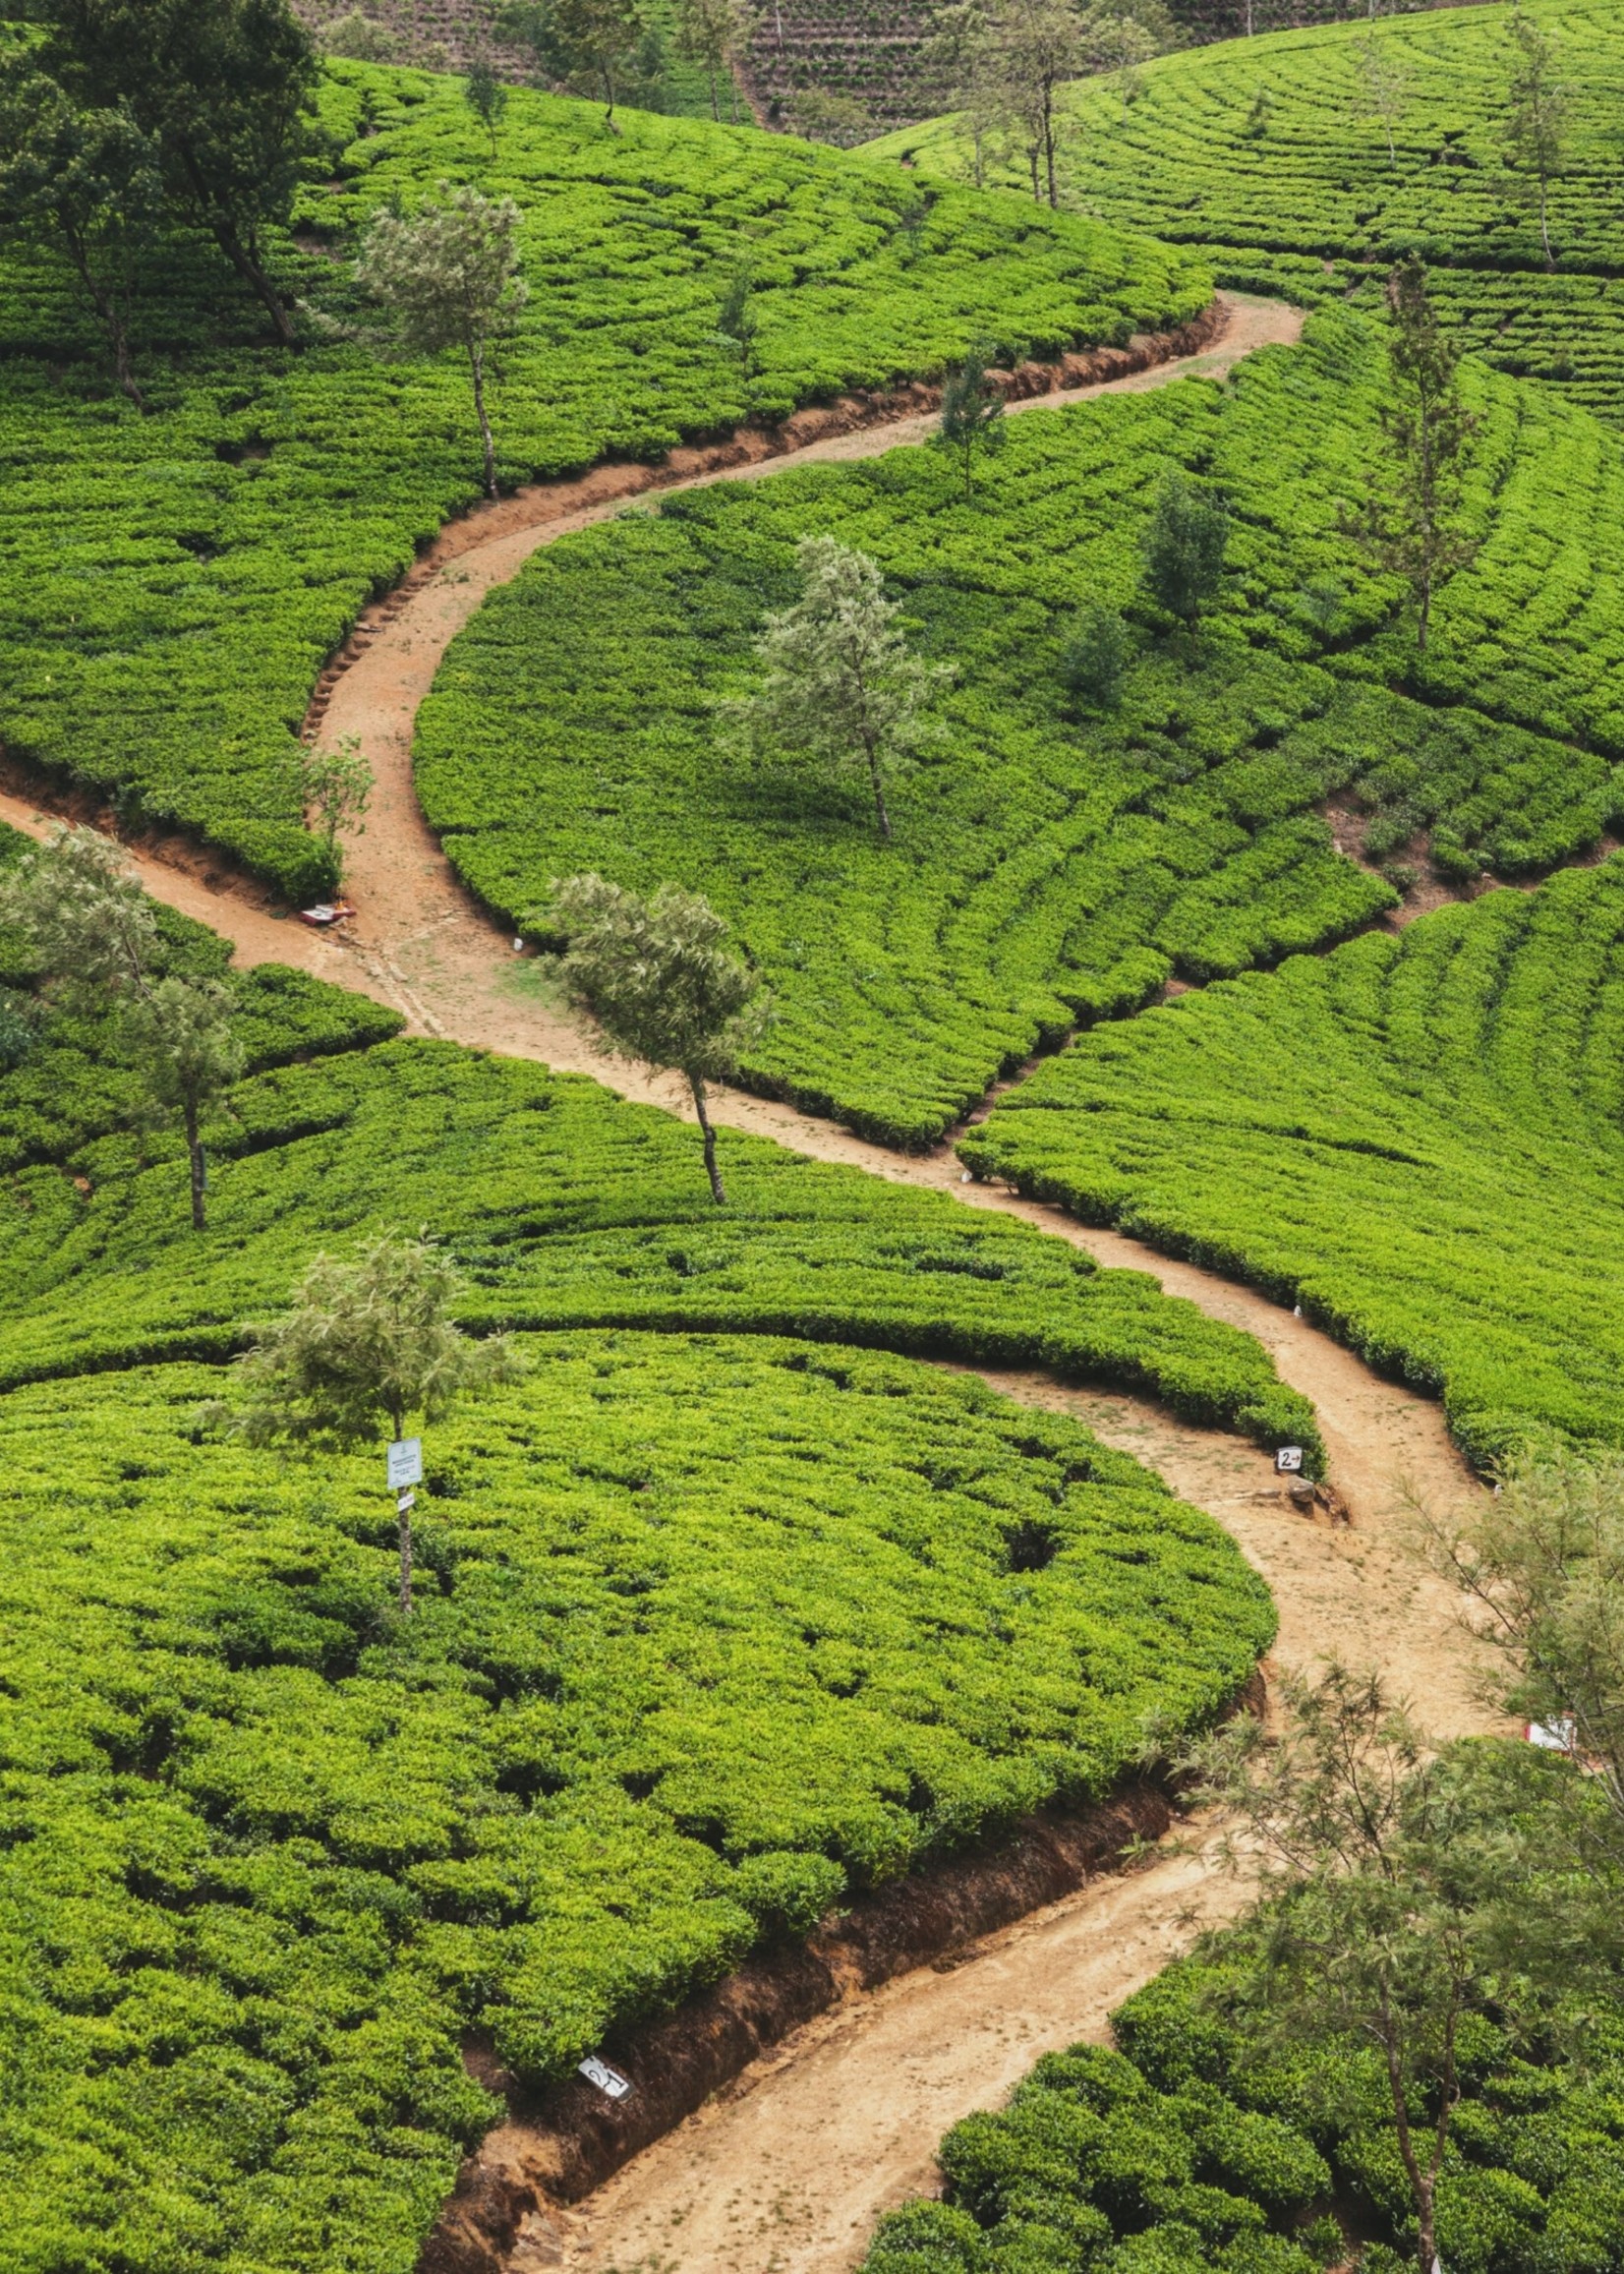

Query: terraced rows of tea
left=8, top=5, right=1624, bottom=2267
left=0, top=824, right=1301, bottom=2264
left=0, top=59, right=1206, bottom=901
left=417, top=301, right=1624, bottom=1143
left=873, top=0, right=1624, bottom=421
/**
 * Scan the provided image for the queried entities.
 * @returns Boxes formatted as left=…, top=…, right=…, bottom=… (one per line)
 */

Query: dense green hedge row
left=0, top=1333, right=1274, bottom=2273
left=418, top=303, right=1624, bottom=1141
left=865, top=1777, right=1624, bottom=2274
left=0, top=60, right=1209, bottom=902
left=962, top=857, right=1624, bottom=1467
left=872, top=0, right=1624, bottom=420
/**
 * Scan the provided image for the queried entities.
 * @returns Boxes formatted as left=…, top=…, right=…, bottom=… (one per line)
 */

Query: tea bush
left=872, top=0, right=1624, bottom=420
left=962, top=857, right=1624, bottom=1467
left=418, top=304, right=1624, bottom=1141
left=0, top=58, right=1208, bottom=902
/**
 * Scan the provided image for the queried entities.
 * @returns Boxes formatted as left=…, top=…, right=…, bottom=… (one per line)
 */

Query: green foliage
left=420, top=303, right=1624, bottom=1142
left=1060, top=599, right=1133, bottom=709
left=0, top=1326, right=1274, bottom=2267
left=867, top=1741, right=1624, bottom=2274
left=1141, top=470, right=1228, bottom=625
left=0, top=59, right=1209, bottom=898
left=548, top=872, right=771, bottom=1200
left=729, top=532, right=955, bottom=842
left=962, top=857, right=1624, bottom=1465
left=873, top=0, right=1624, bottom=421
left=936, top=337, right=1008, bottom=498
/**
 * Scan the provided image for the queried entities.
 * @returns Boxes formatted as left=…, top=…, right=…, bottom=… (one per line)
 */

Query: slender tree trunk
left=178, top=146, right=296, bottom=346
left=185, top=1099, right=206, bottom=1231
left=1043, top=91, right=1059, bottom=208
left=709, top=64, right=720, bottom=120
left=470, top=341, right=497, bottom=496
left=688, top=1073, right=726, bottom=1203
left=1538, top=168, right=1553, bottom=269
left=602, top=65, right=619, bottom=131
left=865, top=743, right=893, bottom=840
left=61, top=217, right=145, bottom=410
left=1028, top=144, right=1040, bottom=202
left=1379, top=2012, right=1436, bottom=2274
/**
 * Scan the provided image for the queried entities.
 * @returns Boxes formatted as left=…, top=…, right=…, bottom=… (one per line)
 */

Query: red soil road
left=0, top=289, right=1497, bottom=2270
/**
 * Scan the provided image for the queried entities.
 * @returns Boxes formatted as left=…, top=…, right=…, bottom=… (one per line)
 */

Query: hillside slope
left=872, top=0, right=1624, bottom=420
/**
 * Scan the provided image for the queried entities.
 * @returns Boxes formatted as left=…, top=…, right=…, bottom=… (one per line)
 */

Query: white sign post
left=578, top=2056, right=633, bottom=2101
left=1274, top=1445, right=1305, bottom=1475
left=386, top=1437, right=423, bottom=1491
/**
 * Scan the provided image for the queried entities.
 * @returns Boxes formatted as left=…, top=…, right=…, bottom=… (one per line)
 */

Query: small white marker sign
left=1275, top=1446, right=1305, bottom=1475
left=386, top=1437, right=423, bottom=1490
left=396, top=1488, right=416, bottom=1515
left=578, top=2056, right=633, bottom=2101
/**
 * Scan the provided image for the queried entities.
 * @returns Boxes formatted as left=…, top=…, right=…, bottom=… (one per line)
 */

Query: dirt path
left=1, top=288, right=1498, bottom=2273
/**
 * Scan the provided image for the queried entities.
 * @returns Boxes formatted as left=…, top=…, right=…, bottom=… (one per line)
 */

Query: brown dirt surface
left=4, top=291, right=1504, bottom=2274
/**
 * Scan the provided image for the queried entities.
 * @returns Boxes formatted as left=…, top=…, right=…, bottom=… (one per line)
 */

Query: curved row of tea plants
left=864, top=1757, right=1624, bottom=2274
left=872, top=0, right=1624, bottom=420
left=417, top=302, right=1624, bottom=1142
left=962, top=857, right=1624, bottom=1468
left=0, top=1335, right=1275, bottom=2274
left=0, top=54, right=1210, bottom=902
left=0, top=840, right=1292, bottom=2268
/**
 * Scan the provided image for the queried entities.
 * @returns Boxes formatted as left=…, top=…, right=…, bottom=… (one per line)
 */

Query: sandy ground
left=1, top=292, right=1500, bottom=2273
left=551, top=1366, right=1485, bottom=2274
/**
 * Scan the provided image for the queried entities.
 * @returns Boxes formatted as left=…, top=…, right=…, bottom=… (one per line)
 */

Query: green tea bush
left=864, top=1845, right=1624, bottom=2274
left=872, top=0, right=1624, bottom=420
left=417, top=305, right=1624, bottom=1142
left=962, top=857, right=1624, bottom=1465
left=0, top=60, right=1209, bottom=899
left=0, top=1330, right=1274, bottom=2271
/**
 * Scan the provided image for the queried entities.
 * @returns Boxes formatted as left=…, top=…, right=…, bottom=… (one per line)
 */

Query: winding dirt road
left=0, top=291, right=1496, bottom=2273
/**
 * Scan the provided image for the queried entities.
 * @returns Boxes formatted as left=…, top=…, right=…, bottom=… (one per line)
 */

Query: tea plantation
left=0, top=58, right=1207, bottom=901
left=417, top=299, right=1624, bottom=1141
left=865, top=1753, right=1624, bottom=2274
left=872, top=0, right=1624, bottom=422
left=963, top=858, right=1624, bottom=1467
left=0, top=827, right=1319, bottom=2264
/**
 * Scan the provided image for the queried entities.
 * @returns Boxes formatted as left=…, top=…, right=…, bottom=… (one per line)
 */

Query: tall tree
left=123, top=974, right=244, bottom=1230
left=714, top=261, right=759, bottom=379
left=1191, top=1663, right=1496, bottom=2274
left=1351, top=32, right=1410, bottom=169
left=925, top=2, right=1008, bottom=189
left=0, top=825, right=241, bottom=1228
left=1141, top=471, right=1228, bottom=626
left=547, top=874, right=770, bottom=1204
left=1414, top=1442, right=1624, bottom=1830
left=499, top=0, right=650, bottom=129
left=672, top=0, right=751, bottom=122
left=0, top=64, right=160, bottom=409
left=37, top=0, right=317, bottom=347
left=1504, top=5, right=1568, bottom=272
left=464, top=56, right=509, bottom=157
left=295, top=734, right=373, bottom=884
left=732, top=535, right=953, bottom=841
left=994, top=0, right=1083, bottom=207
left=1354, top=258, right=1478, bottom=655
left=213, top=1234, right=520, bottom=1611
left=356, top=186, right=528, bottom=498
left=935, top=341, right=1007, bottom=500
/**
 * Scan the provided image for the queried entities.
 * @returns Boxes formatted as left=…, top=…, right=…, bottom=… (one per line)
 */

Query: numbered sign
left=578, top=2055, right=632, bottom=2101
left=1274, top=1445, right=1305, bottom=1475
left=386, top=1437, right=423, bottom=1490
